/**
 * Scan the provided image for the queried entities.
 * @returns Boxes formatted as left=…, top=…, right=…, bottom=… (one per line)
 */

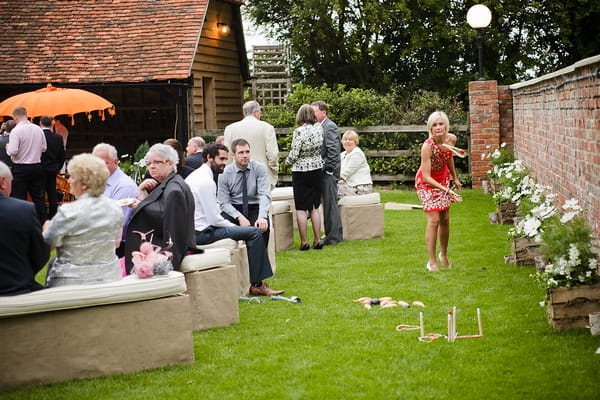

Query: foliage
left=243, top=0, right=600, bottom=100
left=533, top=199, right=599, bottom=290
left=508, top=182, right=557, bottom=239
left=482, top=143, right=514, bottom=179
left=119, top=141, right=149, bottom=184
left=262, top=84, right=467, bottom=128
left=26, top=190, right=600, bottom=399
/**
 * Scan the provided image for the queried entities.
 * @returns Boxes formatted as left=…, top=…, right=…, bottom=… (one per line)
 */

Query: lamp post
left=467, top=4, right=492, bottom=81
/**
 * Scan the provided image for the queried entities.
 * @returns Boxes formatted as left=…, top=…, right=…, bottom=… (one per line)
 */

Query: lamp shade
left=467, top=4, right=492, bottom=29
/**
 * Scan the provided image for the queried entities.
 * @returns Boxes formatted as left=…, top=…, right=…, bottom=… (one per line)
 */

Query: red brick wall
left=469, top=80, right=501, bottom=188
left=469, top=56, right=600, bottom=237
left=511, top=57, right=600, bottom=237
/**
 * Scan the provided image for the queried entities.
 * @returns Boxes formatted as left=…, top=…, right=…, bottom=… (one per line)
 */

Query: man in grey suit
left=312, top=100, right=343, bottom=245
left=224, top=100, right=279, bottom=188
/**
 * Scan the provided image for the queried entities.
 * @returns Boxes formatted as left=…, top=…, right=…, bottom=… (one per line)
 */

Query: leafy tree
left=244, top=0, right=600, bottom=99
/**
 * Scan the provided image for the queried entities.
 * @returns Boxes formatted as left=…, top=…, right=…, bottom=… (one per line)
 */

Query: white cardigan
left=340, top=147, right=372, bottom=187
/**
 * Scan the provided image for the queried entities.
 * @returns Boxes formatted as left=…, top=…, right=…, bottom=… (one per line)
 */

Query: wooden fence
left=194, top=124, right=470, bottom=183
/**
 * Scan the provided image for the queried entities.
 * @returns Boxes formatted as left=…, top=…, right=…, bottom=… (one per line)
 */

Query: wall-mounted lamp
left=217, top=23, right=230, bottom=35
left=467, top=4, right=492, bottom=81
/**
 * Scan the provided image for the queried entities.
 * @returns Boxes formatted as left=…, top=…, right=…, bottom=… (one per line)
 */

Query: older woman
left=338, top=130, right=373, bottom=198
left=284, top=104, right=324, bottom=251
left=125, top=143, right=196, bottom=273
left=43, top=153, right=123, bottom=287
left=415, top=111, right=462, bottom=272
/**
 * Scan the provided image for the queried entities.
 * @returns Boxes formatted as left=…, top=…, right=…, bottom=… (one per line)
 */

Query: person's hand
left=42, top=219, right=51, bottom=232
left=448, top=190, right=462, bottom=203
left=454, top=180, right=463, bottom=191
left=254, top=217, right=268, bottom=232
left=237, top=215, right=251, bottom=227
left=129, top=198, right=141, bottom=209
left=138, top=178, right=158, bottom=193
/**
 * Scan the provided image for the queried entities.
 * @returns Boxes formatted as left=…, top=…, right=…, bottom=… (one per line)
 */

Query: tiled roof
left=0, top=0, right=209, bottom=84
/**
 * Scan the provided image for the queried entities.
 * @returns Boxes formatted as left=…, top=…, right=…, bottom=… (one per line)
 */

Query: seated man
left=218, top=138, right=271, bottom=246
left=0, top=161, right=50, bottom=295
left=185, top=143, right=283, bottom=296
left=184, top=136, right=205, bottom=170
left=93, top=143, right=138, bottom=258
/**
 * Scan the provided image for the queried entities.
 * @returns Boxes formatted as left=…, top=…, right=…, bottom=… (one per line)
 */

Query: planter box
left=496, top=202, right=517, bottom=224
left=510, top=237, right=541, bottom=266
left=489, top=178, right=503, bottom=194
left=547, top=284, right=600, bottom=331
left=534, top=255, right=547, bottom=272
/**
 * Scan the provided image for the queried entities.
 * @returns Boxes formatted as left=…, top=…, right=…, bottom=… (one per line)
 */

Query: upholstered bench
left=0, top=272, right=193, bottom=390
left=338, top=192, right=385, bottom=240
left=180, top=247, right=240, bottom=331
left=271, top=200, right=294, bottom=252
left=196, top=239, right=250, bottom=296
left=272, top=186, right=297, bottom=229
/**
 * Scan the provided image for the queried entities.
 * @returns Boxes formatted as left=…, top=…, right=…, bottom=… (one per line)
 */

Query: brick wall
left=469, top=55, right=600, bottom=237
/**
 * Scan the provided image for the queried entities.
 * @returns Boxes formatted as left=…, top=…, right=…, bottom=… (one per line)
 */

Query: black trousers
left=11, top=163, right=47, bottom=223
left=43, top=171, right=59, bottom=219
left=221, top=203, right=270, bottom=248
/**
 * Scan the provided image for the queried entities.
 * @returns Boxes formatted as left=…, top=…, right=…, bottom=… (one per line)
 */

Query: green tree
left=244, top=0, right=600, bottom=99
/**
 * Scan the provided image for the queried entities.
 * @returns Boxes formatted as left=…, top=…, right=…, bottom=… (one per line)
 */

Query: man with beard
left=184, top=143, right=283, bottom=297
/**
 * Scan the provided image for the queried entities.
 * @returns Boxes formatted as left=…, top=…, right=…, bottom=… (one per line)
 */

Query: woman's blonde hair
left=67, top=153, right=109, bottom=197
left=426, top=111, right=450, bottom=137
left=342, top=130, right=359, bottom=145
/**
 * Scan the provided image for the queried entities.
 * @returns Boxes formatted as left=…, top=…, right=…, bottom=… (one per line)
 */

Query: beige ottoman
left=338, top=192, right=385, bottom=240
left=197, top=239, right=250, bottom=297
left=180, top=248, right=239, bottom=331
left=0, top=272, right=193, bottom=390
left=271, top=200, right=294, bottom=252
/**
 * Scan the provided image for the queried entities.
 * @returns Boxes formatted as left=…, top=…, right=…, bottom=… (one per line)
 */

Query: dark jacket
left=41, top=128, right=65, bottom=173
left=0, top=194, right=50, bottom=295
left=184, top=152, right=203, bottom=170
left=124, top=172, right=195, bottom=273
left=320, top=117, right=341, bottom=177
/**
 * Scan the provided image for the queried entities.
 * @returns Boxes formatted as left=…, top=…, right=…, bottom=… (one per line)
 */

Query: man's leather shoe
left=249, top=282, right=284, bottom=296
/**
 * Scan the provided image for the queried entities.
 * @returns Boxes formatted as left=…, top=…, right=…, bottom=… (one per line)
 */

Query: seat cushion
left=338, top=192, right=381, bottom=206
left=196, top=238, right=239, bottom=250
left=271, top=186, right=294, bottom=201
left=271, top=200, right=291, bottom=214
left=0, top=271, right=186, bottom=317
left=179, top=248, right=232, bottom=273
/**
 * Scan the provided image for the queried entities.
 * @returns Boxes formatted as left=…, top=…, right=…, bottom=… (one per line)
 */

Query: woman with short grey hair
left=125, top=143, right=195, bottom=274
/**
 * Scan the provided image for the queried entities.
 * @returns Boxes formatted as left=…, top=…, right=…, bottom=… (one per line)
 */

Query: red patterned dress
left=415, top=137, right=452, bottom=212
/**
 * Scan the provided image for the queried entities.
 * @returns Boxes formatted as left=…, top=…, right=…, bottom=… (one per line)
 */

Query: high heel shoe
left=438, top=252, right=452, bottom=268
left=426, top=262, right=439, bottom=272
left=300, top=243, right=310, bottom=251
left=312, top=240, right=324, bottom=250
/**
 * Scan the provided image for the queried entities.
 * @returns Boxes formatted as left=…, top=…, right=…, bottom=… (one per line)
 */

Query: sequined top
left=44, top=193, right=124, bottom=287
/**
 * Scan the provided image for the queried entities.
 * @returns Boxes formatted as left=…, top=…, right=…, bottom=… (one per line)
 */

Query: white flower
left=547, top=278, right=558, bottom=288
left=560, top=212, right=578, bottom=223
left=523, top=216, right=541, bottom=237
left=562, top=198, right=580, bottom=211
left=500, top=142, right=507, bottom=148
left=567, top=244, right=581, bottom=267
left=491, top=149, right=501, bottom=159
left=135, top=158, right=147, bottom=168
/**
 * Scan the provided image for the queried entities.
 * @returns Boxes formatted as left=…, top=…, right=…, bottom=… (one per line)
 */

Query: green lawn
left=2, top=189, right=599, bottom=399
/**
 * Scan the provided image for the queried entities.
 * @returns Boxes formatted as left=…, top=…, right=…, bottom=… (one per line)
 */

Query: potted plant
left=488, top=159, right=529, bottom=224
left=482, top=143, right=514, bottom=194
left=533, top=199, right=600, bottom=331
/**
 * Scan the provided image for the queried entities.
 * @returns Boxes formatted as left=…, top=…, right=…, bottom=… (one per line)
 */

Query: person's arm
left=322, top=122, right=340, bottom=175
left=217, top=169, right=242, bottom=221
left=340, top=151, right=366, bottom=182
left=6, top=131, right=19, bottom=156
left=198, top=178, right=234, bottom=228
left=284, top=128, right=301, bottom=166
left=265, top=124, right=279, bottom=180
left=256, top=164, right=272, bottom=220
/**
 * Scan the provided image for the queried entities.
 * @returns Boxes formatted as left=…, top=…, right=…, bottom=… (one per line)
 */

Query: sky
left=241, top=8, right=278, bottom=54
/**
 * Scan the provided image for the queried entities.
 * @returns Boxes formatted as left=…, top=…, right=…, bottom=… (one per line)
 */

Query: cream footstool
left=0, top=272, right=193, bottom=390
left=272, top=186, right=296, bottom=229
left=338, top=192, right=385, bottom=240
left=180, top=247, right=239, bottom=331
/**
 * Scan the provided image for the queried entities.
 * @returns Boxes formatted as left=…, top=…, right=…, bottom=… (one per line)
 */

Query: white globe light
left=467, top=4, right=492, bottom=29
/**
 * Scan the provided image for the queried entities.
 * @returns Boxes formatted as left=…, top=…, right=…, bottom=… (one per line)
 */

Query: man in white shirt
left=185, top=143, right=283, bottom=297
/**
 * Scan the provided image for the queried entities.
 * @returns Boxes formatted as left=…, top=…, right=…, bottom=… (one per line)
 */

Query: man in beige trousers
left=224, top=101, right=279, bottom=188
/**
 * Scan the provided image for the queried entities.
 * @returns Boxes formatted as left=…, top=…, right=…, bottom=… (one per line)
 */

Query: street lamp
left=467, top=4, right=492, bottom=81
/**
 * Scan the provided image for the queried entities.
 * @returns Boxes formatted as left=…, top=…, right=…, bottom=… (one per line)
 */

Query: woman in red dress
left=415, top=111, right=462, bottom=271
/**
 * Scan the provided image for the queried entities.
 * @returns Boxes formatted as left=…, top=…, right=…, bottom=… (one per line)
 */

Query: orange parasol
left=0, top=82, right=115, bottom=121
